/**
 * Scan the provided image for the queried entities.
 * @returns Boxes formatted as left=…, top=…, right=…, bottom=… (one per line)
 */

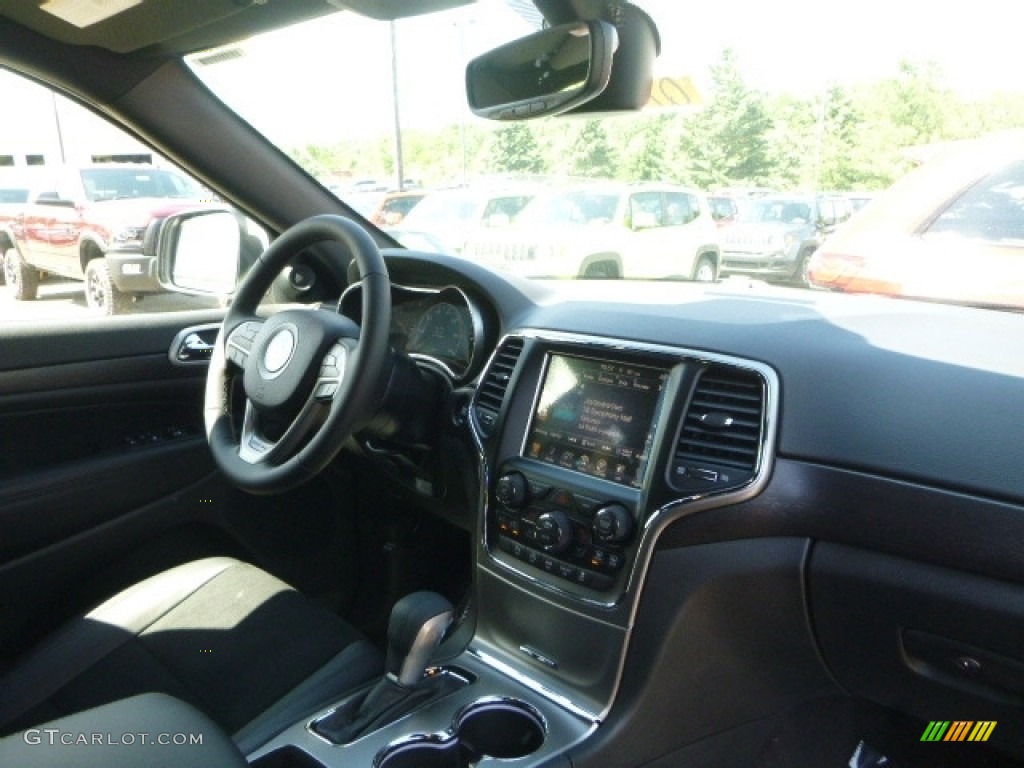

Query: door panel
left=0, top=312, right=229, bottom=661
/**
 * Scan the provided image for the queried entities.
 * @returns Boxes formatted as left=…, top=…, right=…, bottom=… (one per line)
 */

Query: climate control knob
left=494, top=472, right=528, bottom=509
left=535, top=510, right=572, bottom=554
left=592, top=503, right=633, bottom=544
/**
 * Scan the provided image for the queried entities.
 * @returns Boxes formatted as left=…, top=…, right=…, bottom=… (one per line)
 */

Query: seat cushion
left=0, top=557, right=382, bottom=746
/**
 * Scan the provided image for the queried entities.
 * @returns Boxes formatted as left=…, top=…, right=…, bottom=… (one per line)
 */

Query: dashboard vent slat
left=474, top=337, right=524, bottom=436
left=672, top=365, right=765, bottom=490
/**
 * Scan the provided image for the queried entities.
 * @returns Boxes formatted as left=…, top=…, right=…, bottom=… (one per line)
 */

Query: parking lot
left=0, top=278, right=221, bottom=321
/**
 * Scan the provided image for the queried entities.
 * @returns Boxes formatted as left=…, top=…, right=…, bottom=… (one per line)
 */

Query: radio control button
left=495, top=472, right=528, bottom=509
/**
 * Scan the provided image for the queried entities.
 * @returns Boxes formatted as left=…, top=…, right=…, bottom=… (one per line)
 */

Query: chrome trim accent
left=167, top=323, right=221, bottom=366
left=370, top=696, right=547, bottom=768
left=518, top=644, right=558, bottom=668
left=466, top=647, right=599, bottom=722
left=397, top=610, right=454, bottom=687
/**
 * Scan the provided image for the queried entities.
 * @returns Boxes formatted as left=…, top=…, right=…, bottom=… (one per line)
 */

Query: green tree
left=623, top=114, right=672, bottom=181
left=569, top=120, right=619, bottom=178
left=878, top=60, right=953, bottom=146
left=488, top=123, right=545, bottom=174
left=678, top=49, right=775, bottom=188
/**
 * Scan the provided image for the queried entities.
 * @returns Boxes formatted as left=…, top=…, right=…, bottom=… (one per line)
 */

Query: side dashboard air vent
left=474, top=337, right=525, bottom=436
left=671, top=365, right=765, bottom=493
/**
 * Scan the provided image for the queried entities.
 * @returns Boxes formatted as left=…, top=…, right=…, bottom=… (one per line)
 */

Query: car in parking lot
left=369, top=190, right=426, bottom=227
left=719, top=194, right=849, bottom=285
left=0, top=164, right=211, bottom=313
left=0, top=168, right=40, bottom=285
left=464, top=181, right=721, bottom=280
left=808, top=137, right=1024, bottom=308
left=1, top=3, right=1023, bottom=768
left=398, top=185, right=536, bottom=255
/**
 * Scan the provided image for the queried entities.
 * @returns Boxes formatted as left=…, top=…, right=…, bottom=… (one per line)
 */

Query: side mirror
left=153, top=208, right=241, bottom=296
left=466, top=20, right=617, bottom=120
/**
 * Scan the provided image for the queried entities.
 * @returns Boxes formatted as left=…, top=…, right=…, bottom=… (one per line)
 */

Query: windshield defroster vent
left=474, top=337, right=525, bottom=436
left=670, top=365, right=765, bottom=493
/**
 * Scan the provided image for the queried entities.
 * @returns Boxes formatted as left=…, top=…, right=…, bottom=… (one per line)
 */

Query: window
left=665, top=192, right=698, bottom=225
left=927, top=161, right=1024, bottom=244
left=629, top=192, right=663, bottom=228
left=0, top=70, right=264, bottom=319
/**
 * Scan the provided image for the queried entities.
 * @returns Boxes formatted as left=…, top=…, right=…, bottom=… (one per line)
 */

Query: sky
left=2, top=0, right=1022, bottom=157
left=186, top=0, right=1024, bottom=145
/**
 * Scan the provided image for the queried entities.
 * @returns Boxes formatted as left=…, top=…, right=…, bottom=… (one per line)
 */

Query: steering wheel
left=205, top=215, right=391, bottom=494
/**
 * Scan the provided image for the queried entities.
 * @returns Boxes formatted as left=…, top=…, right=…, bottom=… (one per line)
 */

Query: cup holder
left=375, top=697, right=545, bottom=768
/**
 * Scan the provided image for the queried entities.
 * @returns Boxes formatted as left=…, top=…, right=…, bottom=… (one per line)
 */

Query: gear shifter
left=385, top=591, right=454, bottom=687
left=312, top=591, right=454, bottom=744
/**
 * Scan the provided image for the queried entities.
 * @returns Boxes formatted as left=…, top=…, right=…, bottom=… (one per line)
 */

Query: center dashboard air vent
left=474, top=337, right=524, bottom=436
left=670, top=364, right=765, bottom=493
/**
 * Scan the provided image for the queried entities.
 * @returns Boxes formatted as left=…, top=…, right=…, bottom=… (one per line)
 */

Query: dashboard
left=365, top=251, right=1024, bottom=760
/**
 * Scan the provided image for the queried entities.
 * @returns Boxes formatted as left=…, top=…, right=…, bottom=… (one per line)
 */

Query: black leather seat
left=0, top=557, right=383, bottom=753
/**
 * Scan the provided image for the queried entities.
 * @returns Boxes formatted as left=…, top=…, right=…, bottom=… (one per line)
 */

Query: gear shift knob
left=385, top=591, right=453, bottom=688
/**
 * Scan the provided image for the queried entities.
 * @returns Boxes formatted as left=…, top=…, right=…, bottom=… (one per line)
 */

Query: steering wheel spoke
left=237, top=393, right=332, bottom=465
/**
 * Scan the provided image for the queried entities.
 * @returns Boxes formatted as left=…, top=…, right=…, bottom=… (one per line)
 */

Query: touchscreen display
left=524, top=355, right=668, bottom=487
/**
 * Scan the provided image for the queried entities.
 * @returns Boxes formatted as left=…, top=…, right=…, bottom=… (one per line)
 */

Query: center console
left=471, top=331, right=776, bottom=721
left=492, top=353, right=669, bottom=596
left=248, top=330, right=776, bottom=768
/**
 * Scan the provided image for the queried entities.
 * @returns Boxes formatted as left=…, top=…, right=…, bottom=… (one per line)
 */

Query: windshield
left=184, top=0, right=1024, bottom=310
left=81, top=168, right=202, bottom=201
left=738, top=200, right=813, bottom=224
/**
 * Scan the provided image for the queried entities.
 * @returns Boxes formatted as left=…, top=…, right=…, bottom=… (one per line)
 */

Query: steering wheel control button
left=314, top=344, right=348, bottom=401
left=227, top=322, right=262, bottom=367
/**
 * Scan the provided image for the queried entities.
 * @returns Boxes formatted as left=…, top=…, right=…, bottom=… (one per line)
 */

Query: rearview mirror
left=153, top=208, right=241, bottom=296
left=466, top=20, right=617, bottom=120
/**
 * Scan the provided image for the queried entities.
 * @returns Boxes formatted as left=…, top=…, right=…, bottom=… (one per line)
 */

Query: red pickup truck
left=0, top=164, right=211, bottom=314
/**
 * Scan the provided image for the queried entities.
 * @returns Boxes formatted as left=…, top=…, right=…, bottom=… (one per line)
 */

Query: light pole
left=51, top=90, right=67, bottom=164
left=390, top=20, right=405, bottom=191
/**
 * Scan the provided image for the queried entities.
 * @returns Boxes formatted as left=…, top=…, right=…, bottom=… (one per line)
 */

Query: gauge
left=408, top=301, right=471, bottom=364
left=337, top=281, right=486, bottom=381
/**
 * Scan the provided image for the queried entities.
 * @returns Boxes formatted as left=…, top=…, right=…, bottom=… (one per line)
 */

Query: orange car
left=369, top=190, right=426, bottom=227
left=807, top=135, right=1024, bottom=309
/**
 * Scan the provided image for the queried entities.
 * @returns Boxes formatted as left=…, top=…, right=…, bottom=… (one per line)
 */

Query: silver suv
left=720, top=195, right=851, bottom=285
left=464, top=182, right=721, bottom=280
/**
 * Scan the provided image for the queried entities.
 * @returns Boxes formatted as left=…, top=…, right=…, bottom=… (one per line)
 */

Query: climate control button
left=535, top=510, right=572, bottom=554
left=592, top=503, right=634, bottom=544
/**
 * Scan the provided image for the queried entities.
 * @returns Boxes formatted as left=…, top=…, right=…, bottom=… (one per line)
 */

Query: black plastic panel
left=567, top=538, right=837, bottom=768
left=809, top=542, right=1024, bottom=760
left=656, top=458, right=1024, bottom=586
